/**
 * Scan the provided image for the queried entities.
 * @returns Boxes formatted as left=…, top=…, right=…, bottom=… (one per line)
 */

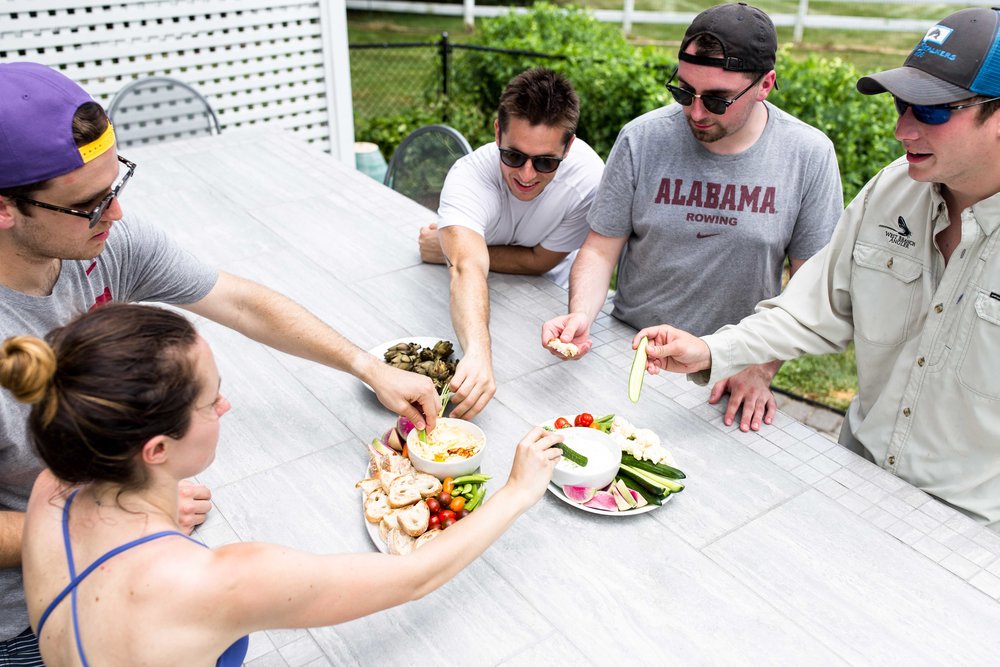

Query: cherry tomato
left=574, top=412, right=594, bottom=427
left=590, top=422, right=602, bottom=429
left=438, top=492, right=453, bottom=506
left=456, top=509, right=470, bottom=520
left=442, top=477, right=455, bottom=495
left=425, top=497, right=441, bottom=513
left=439, top=509, right=457, bottom=522
left=554, top=417, right=571, bottom=429
left=428, top=514, right=441, bottom=530
left=441, top=518, right=456, bottom=529
left=449, top=496, right=466, bottom=512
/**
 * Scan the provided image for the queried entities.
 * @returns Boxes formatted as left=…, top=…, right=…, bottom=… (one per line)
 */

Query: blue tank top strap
left=36, top=489, right=205, bottom=657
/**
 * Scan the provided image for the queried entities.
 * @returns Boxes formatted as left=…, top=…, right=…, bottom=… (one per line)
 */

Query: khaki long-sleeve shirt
left=701, top=157, right=1000, bottom=530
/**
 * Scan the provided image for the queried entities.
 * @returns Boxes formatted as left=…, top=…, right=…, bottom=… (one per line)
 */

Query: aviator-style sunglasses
left=13, top=155, right=137, bottom=229
left=665, top=68, right=766, bottom=116
left=893, top=95, right=1000, bottom=125
left=498, top=147, right=565, bottom=174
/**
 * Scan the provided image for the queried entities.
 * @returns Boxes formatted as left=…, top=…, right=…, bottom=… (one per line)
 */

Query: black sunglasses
left=893, top=95, right=1000, bottom=126
left=498, top=147, right=565, bottom=174
left=666, top=69, right=765, bottom=115
left=14, top=155, right=136, bottom=229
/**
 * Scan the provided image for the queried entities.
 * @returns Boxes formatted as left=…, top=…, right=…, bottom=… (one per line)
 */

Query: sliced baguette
left=411, top=472, right=443, bottom=499
left=387, top=528, right=414, bottom=555
left=388, top=474, right=424, bottom=508
left=379, top=509, right=400, bottom=542
left=414, top=529, right=443, bottom=550
left=355, top=478, right=381, bottom=495
left=363, top=488, right=391, bottom=523
left=397, top=500, right=430, bottom=537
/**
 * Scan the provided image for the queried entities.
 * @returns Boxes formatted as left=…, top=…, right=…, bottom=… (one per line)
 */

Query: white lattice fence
left=0, top=0, right=354, bottom=161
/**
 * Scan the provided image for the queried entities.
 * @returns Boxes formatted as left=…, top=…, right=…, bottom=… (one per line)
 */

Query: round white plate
left=547, top=481, right=666, bottom=516
left=363, top=505, right=390, bottom=554
left=364, top=336, right=459, bottom=392
left=541, top=413, right=676, bottom=515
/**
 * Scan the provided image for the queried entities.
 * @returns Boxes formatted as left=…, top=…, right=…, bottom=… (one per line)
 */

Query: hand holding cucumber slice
left=628, top=335, right=648, bottom=403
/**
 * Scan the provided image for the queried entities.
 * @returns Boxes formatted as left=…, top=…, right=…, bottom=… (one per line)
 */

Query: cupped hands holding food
left=540, top=312, right=594, bottom=360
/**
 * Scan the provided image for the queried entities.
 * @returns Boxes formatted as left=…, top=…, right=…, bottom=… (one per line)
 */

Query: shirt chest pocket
left=851, top=243, right=923, bottom=346
left=958, top=291, right=1000, bottom=399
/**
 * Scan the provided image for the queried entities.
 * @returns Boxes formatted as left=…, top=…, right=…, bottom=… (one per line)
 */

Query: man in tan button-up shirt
left=632, top=7, right=1000, bottom=533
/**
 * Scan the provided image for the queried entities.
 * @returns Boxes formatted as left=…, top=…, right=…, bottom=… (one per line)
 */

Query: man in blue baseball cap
left=632, top=7, right=1000, bottom=533
left=0, top=62, right=440, bottom=664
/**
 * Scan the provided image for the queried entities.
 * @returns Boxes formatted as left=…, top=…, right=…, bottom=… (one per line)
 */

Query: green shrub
left=448, top=2, right=671, bottom=157
left=354, top=3, right=901, bottom=204
left=770, top=49, right=900, bottom=202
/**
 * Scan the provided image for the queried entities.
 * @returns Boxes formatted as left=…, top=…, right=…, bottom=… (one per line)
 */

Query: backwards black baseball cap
left=857, top=7, right=1000, bottom=105
left=679, top=2, right=777, bottom=72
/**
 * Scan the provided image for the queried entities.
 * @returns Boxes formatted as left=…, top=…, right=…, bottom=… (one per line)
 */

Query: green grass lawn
left=346, top=3, right=930, bottom=412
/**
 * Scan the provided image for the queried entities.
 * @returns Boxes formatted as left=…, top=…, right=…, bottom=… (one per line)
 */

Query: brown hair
left=0, top=101, right=110, bottom=215
left=0, top=304, right=200, bottom=487
left=497, top=68, right=580, bottom=145
left=976, top=96, right=1000, bottom=124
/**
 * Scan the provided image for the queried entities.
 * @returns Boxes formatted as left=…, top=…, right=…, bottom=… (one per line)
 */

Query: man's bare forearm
left=0, top=511, right=25, bottom=568
left=486, top=244, right=565, bottom=275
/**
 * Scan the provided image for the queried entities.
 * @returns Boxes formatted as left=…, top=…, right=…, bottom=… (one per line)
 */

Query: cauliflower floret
left=610, top=416, right=637, bottom=439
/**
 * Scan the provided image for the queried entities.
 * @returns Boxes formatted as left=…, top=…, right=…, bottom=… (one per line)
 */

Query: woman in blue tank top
left=0, top=304, right=562, bottom=667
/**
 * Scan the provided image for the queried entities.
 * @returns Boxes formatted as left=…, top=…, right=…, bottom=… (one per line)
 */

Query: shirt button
left=903, top=407, right=911, bottom=417
left=888, top=455, right=896, bottom=465
left=934, top=304, right=944, bottom=313
left=886, top=258, right=894, bottom=268
left=917, top=357, right=925, bottom=367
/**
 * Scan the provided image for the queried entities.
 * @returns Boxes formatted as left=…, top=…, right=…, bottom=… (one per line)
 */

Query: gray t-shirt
left=589, top=101, right=843, bottom=336
left=0, top=214, right=217, bottom=640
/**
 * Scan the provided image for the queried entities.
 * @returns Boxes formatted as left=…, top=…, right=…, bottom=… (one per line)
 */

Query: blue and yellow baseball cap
left=0, top=62, right=115, bottom=189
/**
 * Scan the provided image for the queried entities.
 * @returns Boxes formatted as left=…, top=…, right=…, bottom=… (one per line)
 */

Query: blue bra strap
left=36, top=489, right=204, bottom=639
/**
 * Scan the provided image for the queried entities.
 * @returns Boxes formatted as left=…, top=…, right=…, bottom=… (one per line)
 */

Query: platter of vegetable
left=542, top=412, right=687, bottom=515
left=364, top=472, right=490, bottom=553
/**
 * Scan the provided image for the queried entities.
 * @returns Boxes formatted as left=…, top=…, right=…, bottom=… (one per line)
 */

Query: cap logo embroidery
left=922, top=25, right=953, bottom=45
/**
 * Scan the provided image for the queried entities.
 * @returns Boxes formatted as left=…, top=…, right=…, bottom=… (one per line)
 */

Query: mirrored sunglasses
left=893, top=95, right=1000, bottom=125
left=498, top=148, right=564, bottom=174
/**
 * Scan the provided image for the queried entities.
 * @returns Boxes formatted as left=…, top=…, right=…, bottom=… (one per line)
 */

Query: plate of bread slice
left=357, top=439, right=446, bottom=554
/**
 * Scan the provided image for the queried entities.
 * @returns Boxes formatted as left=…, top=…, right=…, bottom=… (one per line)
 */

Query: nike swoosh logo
left=696, top=232, right=721, bottom=239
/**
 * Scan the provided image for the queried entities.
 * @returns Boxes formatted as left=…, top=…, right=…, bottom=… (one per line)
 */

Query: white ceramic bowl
left=406, top=417, right=485, bottom=480
left=550, top=427, right=622, bottom=490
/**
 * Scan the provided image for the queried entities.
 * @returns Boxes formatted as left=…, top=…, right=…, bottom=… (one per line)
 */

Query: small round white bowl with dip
left=550, top=427, right=621, bottom=490
left=406, top=417, right=485, bottom=479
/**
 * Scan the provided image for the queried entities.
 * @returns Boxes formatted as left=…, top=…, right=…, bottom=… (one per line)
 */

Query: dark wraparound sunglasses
left=665, top=69, right=766, bottom=116
left=14, top=155, right=136, bottom=229
left=893, top=95, right=1000, bottom=125
left=498, top=147, right=565, bottom=174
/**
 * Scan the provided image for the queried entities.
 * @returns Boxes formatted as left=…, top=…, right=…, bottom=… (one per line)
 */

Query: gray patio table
left=121, top=129, right=1000, bottom=666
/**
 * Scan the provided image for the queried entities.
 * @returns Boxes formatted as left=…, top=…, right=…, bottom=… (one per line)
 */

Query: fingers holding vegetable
left=507, top=427, right=564, bottom=505
left=635, top=325, right=711, bottom=375
left=371, top=363, right=438, bottom=432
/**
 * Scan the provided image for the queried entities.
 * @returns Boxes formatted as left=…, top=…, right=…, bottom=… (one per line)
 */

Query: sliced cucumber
left=555, top=443, right=589, bottom=467
left=628, top=336, right=648, bottom=403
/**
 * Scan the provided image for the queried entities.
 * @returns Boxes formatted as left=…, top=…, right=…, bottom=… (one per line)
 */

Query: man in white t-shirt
left=418, top=68, right=604, bottom=419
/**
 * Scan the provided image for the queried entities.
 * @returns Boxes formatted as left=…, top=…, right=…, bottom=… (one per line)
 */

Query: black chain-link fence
left=349, top=34, right=577, bottom=153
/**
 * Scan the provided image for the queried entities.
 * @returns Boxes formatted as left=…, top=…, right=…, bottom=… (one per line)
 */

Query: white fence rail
left=346, top=0, right=996, bottom=41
